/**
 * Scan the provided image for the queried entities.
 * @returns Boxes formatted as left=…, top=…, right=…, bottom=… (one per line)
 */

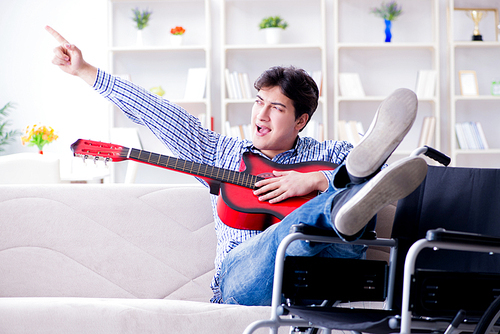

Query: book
left=311, top=70, right=323, bottom=96
left=338, top=73, right=365, bottom=97
left=338, top=120, right=349, bottom=142
left=304, top=119, right=323, bottom=142
left=475, top=122, right=489, bottom=149
left=418, top=116, right=436, bottom=147
left=184, top=68, right=207, bottom=100
left=338, top=120, right=364, bottom=145
left=224, top=120, right=253, bottom=140
left=415, top=70, right=437, bottom=99
left=241, top=73, right=253, bottom=99
left=455, top=123, right=468, bottom=150
left=198, top=113, right=214, bottom=131
left=225, top=69, right=236, bottom=99
left=225, top=69, right=253, bottom=100
left=455, top=122, right=488, bottom=150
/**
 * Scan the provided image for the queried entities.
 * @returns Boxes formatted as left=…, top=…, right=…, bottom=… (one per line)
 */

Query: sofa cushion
left=0, top=184, right=216, bottom=301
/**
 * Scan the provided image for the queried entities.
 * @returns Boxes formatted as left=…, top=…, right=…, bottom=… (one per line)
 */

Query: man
left=46, top=26, right=427, bottom=306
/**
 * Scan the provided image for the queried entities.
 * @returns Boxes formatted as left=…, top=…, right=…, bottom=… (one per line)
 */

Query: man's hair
left=254, top=66, right=319, bottom=129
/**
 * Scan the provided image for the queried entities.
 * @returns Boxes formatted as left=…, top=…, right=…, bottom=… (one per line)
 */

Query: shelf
left=337, top=42, right=437, bottom=50
left=225, top=44, right=323, bottom=51
left=454, top=149, right=500, bottom=155
left=337, top=96, right=438, bottom=103
left=223, top=97, right=326, bottom=105
left=171, top=99, right=208, bottom=105
left=453, top=41, right=500, bottom=48
left=110, top=45, right=208, bottom=52
left=453, top=95, right=500, bottom=101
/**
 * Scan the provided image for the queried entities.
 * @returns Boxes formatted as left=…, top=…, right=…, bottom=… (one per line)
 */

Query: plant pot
left=264, top=27, right=282, bottom=44
left=136, top=30, right=143, bottom=46
left=384, top=19, right=392, bottom=43
left=171, top=35, right=183, bottom=47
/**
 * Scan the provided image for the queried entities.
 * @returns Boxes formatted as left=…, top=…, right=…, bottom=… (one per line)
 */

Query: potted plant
left=259, top=16, right=288, bottom=44
left=370, top=1, right=402, bottom=42
left=170, top=26, right=186, bottom=46
left=132, top=8, right=152, bottom=46
left=0, top=102, right=20, bottom=155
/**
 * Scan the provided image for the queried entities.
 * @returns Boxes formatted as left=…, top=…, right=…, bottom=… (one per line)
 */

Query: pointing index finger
left=45, top=25, right=69, bottom=45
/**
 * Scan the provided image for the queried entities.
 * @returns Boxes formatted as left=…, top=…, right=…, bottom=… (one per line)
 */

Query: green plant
left=132, top=8, right=152, bottom=30
left=0, top=102, right=20, bottom=153
left=370, top=1, right=402, bottom=21
left=259, top=16, right=288, bottom=30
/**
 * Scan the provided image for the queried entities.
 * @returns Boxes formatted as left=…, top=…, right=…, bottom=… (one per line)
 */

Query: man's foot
left=346, top=88, right=418, bottom=181
left=334, top=156, right=427, bottom=236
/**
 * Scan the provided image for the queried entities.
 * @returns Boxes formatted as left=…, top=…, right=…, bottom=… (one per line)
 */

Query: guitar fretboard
left=128, top=148, right=263, bottom=189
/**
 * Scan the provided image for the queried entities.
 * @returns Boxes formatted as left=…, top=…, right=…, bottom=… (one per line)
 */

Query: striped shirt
left=93, top=69, right=353, bottom=303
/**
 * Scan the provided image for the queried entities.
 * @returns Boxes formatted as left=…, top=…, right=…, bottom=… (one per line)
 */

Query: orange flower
left=170, top=26, right=185, bottom=35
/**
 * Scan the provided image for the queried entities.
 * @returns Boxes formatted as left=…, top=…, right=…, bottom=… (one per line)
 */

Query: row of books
left=339, top=117, right=436, bottom=148
left=225, top=70, right=253, bottom=100
left=337, top=120, right=365, bottom=145
left=225, top=69, right=323, bottom=100
left=224, top=120, right=324, bottom=142
left=225, top=121, right=252, bottom=140
left=455, top=122, right=489, bottom=150
left=338, top=70, right=437, bottom=99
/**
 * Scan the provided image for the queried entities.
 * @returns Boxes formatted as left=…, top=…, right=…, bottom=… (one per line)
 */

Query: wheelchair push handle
left=411, top=145, right=451, bottom=166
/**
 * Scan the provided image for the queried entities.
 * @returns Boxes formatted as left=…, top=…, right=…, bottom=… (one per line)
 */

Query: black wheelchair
left=244, top=147, right=500, bottom=334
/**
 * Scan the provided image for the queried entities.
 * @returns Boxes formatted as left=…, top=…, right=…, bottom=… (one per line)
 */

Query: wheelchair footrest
left=283, top=256, right=388, bottom=305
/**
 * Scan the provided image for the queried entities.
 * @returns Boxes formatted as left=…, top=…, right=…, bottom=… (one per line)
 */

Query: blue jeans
left=219, top=165, right=371, bottom=306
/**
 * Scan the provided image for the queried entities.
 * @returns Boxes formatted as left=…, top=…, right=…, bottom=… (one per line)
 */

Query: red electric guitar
left=71, top=139, right=338, bottom=231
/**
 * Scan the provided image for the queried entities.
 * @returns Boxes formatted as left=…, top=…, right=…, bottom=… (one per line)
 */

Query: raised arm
left=45, top=26, right=97, bottom=86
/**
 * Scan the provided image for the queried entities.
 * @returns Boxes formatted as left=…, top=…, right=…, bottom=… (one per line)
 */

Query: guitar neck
left=127, top=148, right=262, bottom=189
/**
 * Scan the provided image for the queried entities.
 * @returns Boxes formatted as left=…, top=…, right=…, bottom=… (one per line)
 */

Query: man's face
left=251, top=86, right=308, bottom=158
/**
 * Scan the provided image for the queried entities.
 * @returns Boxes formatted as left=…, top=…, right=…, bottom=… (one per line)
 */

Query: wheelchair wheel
left=474, top=295, right=500, bottom=334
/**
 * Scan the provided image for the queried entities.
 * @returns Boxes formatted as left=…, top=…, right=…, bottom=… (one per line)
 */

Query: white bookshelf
left=448, top=0, right=500, bottom=167
left=106, top=0, right=211, bottom=182
left=333, top=0, right=441, bottom=162
left=220, top=0, right=328, bottom=141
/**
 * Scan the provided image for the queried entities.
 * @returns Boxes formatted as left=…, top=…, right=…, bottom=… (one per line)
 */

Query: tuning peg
left=94, top=156, right=99, bottom=165
left=104, top=157, right=110, bottom=167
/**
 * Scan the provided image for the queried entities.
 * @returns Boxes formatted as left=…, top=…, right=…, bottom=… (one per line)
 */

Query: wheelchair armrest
left=290, top=223, right=377, bottom=240
left=426, top=228, right=500, bottom=247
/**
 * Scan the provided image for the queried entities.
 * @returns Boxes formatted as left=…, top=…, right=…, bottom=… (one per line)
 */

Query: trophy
left=466, top=10, right=486, bottom=41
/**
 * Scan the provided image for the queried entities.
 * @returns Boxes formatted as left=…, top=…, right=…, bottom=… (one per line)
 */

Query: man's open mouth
left=256, top=124, right=271, bottom=135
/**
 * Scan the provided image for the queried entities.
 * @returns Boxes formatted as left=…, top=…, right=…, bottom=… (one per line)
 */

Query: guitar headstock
left=71, top=139, right=128, bottom=163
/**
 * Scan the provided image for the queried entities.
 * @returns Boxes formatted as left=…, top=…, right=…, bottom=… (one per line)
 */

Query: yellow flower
left=21, top=123, right=58, bottom=151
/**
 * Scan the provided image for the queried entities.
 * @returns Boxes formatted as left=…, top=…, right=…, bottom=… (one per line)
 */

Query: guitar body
left=217, top=153, right=338, bottom=230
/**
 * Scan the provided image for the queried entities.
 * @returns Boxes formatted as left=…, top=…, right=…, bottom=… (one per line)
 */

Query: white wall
left=0, top=0, right=109, bottom=158
left=0, top=0, right=498, bottom=183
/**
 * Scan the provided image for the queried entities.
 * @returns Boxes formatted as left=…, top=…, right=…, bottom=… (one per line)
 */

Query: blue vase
left=384, top=19, right=392, bottom=42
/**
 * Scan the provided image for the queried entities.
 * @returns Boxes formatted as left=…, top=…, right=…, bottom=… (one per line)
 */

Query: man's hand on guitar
left=254, top=171, right=328, bottom=204
left=45, top=26, right=98, bottom=86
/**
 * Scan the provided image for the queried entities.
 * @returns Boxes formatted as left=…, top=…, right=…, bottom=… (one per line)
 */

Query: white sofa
left=0, top=183, right=394, bottom=333
left=0, top=184, right=288, bottom=333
